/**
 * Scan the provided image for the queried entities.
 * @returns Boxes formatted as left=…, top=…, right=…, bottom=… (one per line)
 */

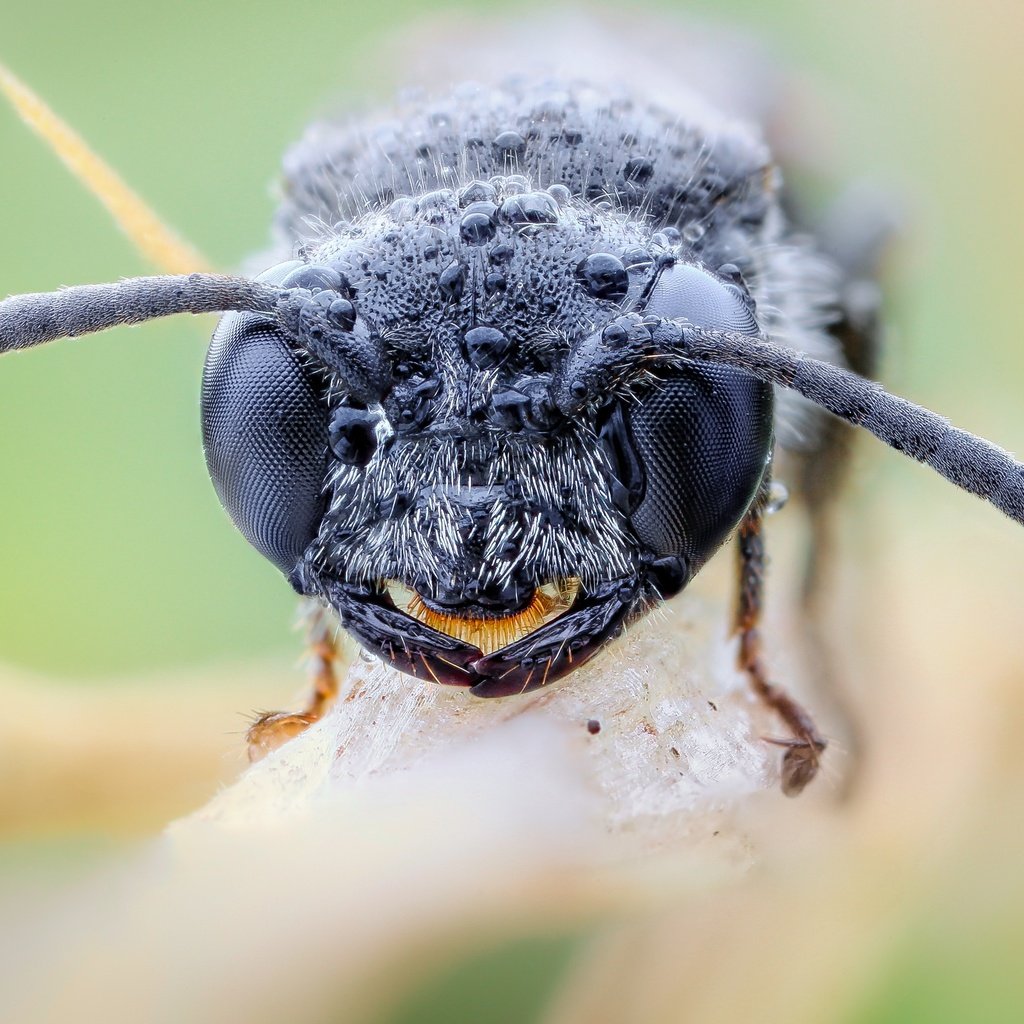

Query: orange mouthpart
left=392, top=579, right=580, bottom=655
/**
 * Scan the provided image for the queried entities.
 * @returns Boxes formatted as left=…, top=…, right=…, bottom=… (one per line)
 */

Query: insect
left=2, top=71, right=1022, bottom=795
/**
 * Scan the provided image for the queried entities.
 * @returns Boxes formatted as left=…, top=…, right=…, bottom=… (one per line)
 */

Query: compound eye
left=643, top=261, right=757, bottom=332
left=202, top=311, right=329, bottom=575
left=623, top=262, right=771, bottom=571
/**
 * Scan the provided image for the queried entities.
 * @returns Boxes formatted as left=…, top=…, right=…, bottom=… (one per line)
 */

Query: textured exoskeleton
left=4, top=72, right=1022, bottom=792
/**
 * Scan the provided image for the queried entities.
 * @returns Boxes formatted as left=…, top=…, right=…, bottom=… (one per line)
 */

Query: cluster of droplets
left=278, top=155, right=760, bottom=614
left=278, top=76, right=774, bottom=266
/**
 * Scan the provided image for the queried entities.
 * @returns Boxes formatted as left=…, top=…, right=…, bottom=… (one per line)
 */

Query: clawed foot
left=246, top=710, right=319, bottom=762
left=246, top=617, right=342, bottom=763
left=765, top=734, right=828, bottom=797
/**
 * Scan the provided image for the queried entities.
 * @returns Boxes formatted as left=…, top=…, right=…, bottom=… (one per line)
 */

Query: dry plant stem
left=0, top=60, right=212, bottom=275
left=736, top=496, right=826, bottom=796
left=246, top=614, right=341, bottom=763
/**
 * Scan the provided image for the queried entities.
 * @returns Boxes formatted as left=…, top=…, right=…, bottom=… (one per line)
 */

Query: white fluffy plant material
left=2, top=588, right=811, bottom=1024
left=185, top=601, right=780, bottom=843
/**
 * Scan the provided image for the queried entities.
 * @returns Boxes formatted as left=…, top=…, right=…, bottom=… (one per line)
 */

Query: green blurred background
left=2, top=0, right=1021, bottom=681
left=2, top=1, right=1023, bottom=1022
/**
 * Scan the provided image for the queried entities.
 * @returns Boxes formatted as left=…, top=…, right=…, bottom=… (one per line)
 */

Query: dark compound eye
left=577, top=253, right=629, bottom=302
left=202, top=312, right=329, bottom=576
left=614, top=262, right=770, bottom=572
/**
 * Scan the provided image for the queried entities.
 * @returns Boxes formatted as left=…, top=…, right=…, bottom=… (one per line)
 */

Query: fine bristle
left=0, top=60, right=211, bottom=275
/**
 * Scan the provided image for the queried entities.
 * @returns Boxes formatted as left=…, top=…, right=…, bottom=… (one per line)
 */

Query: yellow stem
left=0, top=61, right=213, bottom=275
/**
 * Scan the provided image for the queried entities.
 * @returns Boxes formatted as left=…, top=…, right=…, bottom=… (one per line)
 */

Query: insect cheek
left=201, top=311, right=330, bottom=578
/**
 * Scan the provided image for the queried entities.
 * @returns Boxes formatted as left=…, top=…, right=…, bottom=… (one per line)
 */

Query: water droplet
left=499, top=174, right=530, bottom=195
left=547, top=183, right=571, bottom=205
left=500, top=192, right=559, bottom=225
left=601, top=322, right=629, bottom=347
left=621, top=246, right=653, bottom=271
left=493, top=130, right=526, bottom=155
left=765, top=481, right=789, bottom=516
left=387, top=197, right=417, bottom=223
left=485, top=272, right=506, bottom=294
left=682, top=222, right=706, bottom=243
left=489, top=243, right=514, bottom=264
left=623, top=157, right=654, bottom=184
left=281, top=264, right=345, bottom=294
left=463, top=325, right=510, bottom=368
left=417, top=188, right=455, bottom=211
left=576, top=253, right=629, bottom=302
left=459, top=202, right=498, bottom=245
left=491, top=387, right=529, bottom=429
left=438, top=261, right=466, bottom=301
left=329, top=407, right=378, bottom=467
left=458, top=180, right=496, bottom=206
left=326, top=298, right=356, bottom=331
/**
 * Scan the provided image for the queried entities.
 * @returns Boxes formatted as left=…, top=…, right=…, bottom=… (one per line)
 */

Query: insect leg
left=246, top=603, right=343, bottom=763
left=788, top=199, right=891, bottom=795
left=797, top=182, right=894, bottom=609
left=735, top=482, right=827, bottom=796
left=790, top=415, right=865, bottom=798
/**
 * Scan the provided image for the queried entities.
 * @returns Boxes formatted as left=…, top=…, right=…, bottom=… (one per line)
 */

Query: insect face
left=5, top=69, right=1021, bottom=789
left=201, top=176, right=774, bottom=694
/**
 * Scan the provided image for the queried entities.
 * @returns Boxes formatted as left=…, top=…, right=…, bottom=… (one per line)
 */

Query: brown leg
left=246, top=606, right=343, bottom=763
left=736, top=487, right=827, bottom=796
left=795, top=434, right=864, bottom=798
